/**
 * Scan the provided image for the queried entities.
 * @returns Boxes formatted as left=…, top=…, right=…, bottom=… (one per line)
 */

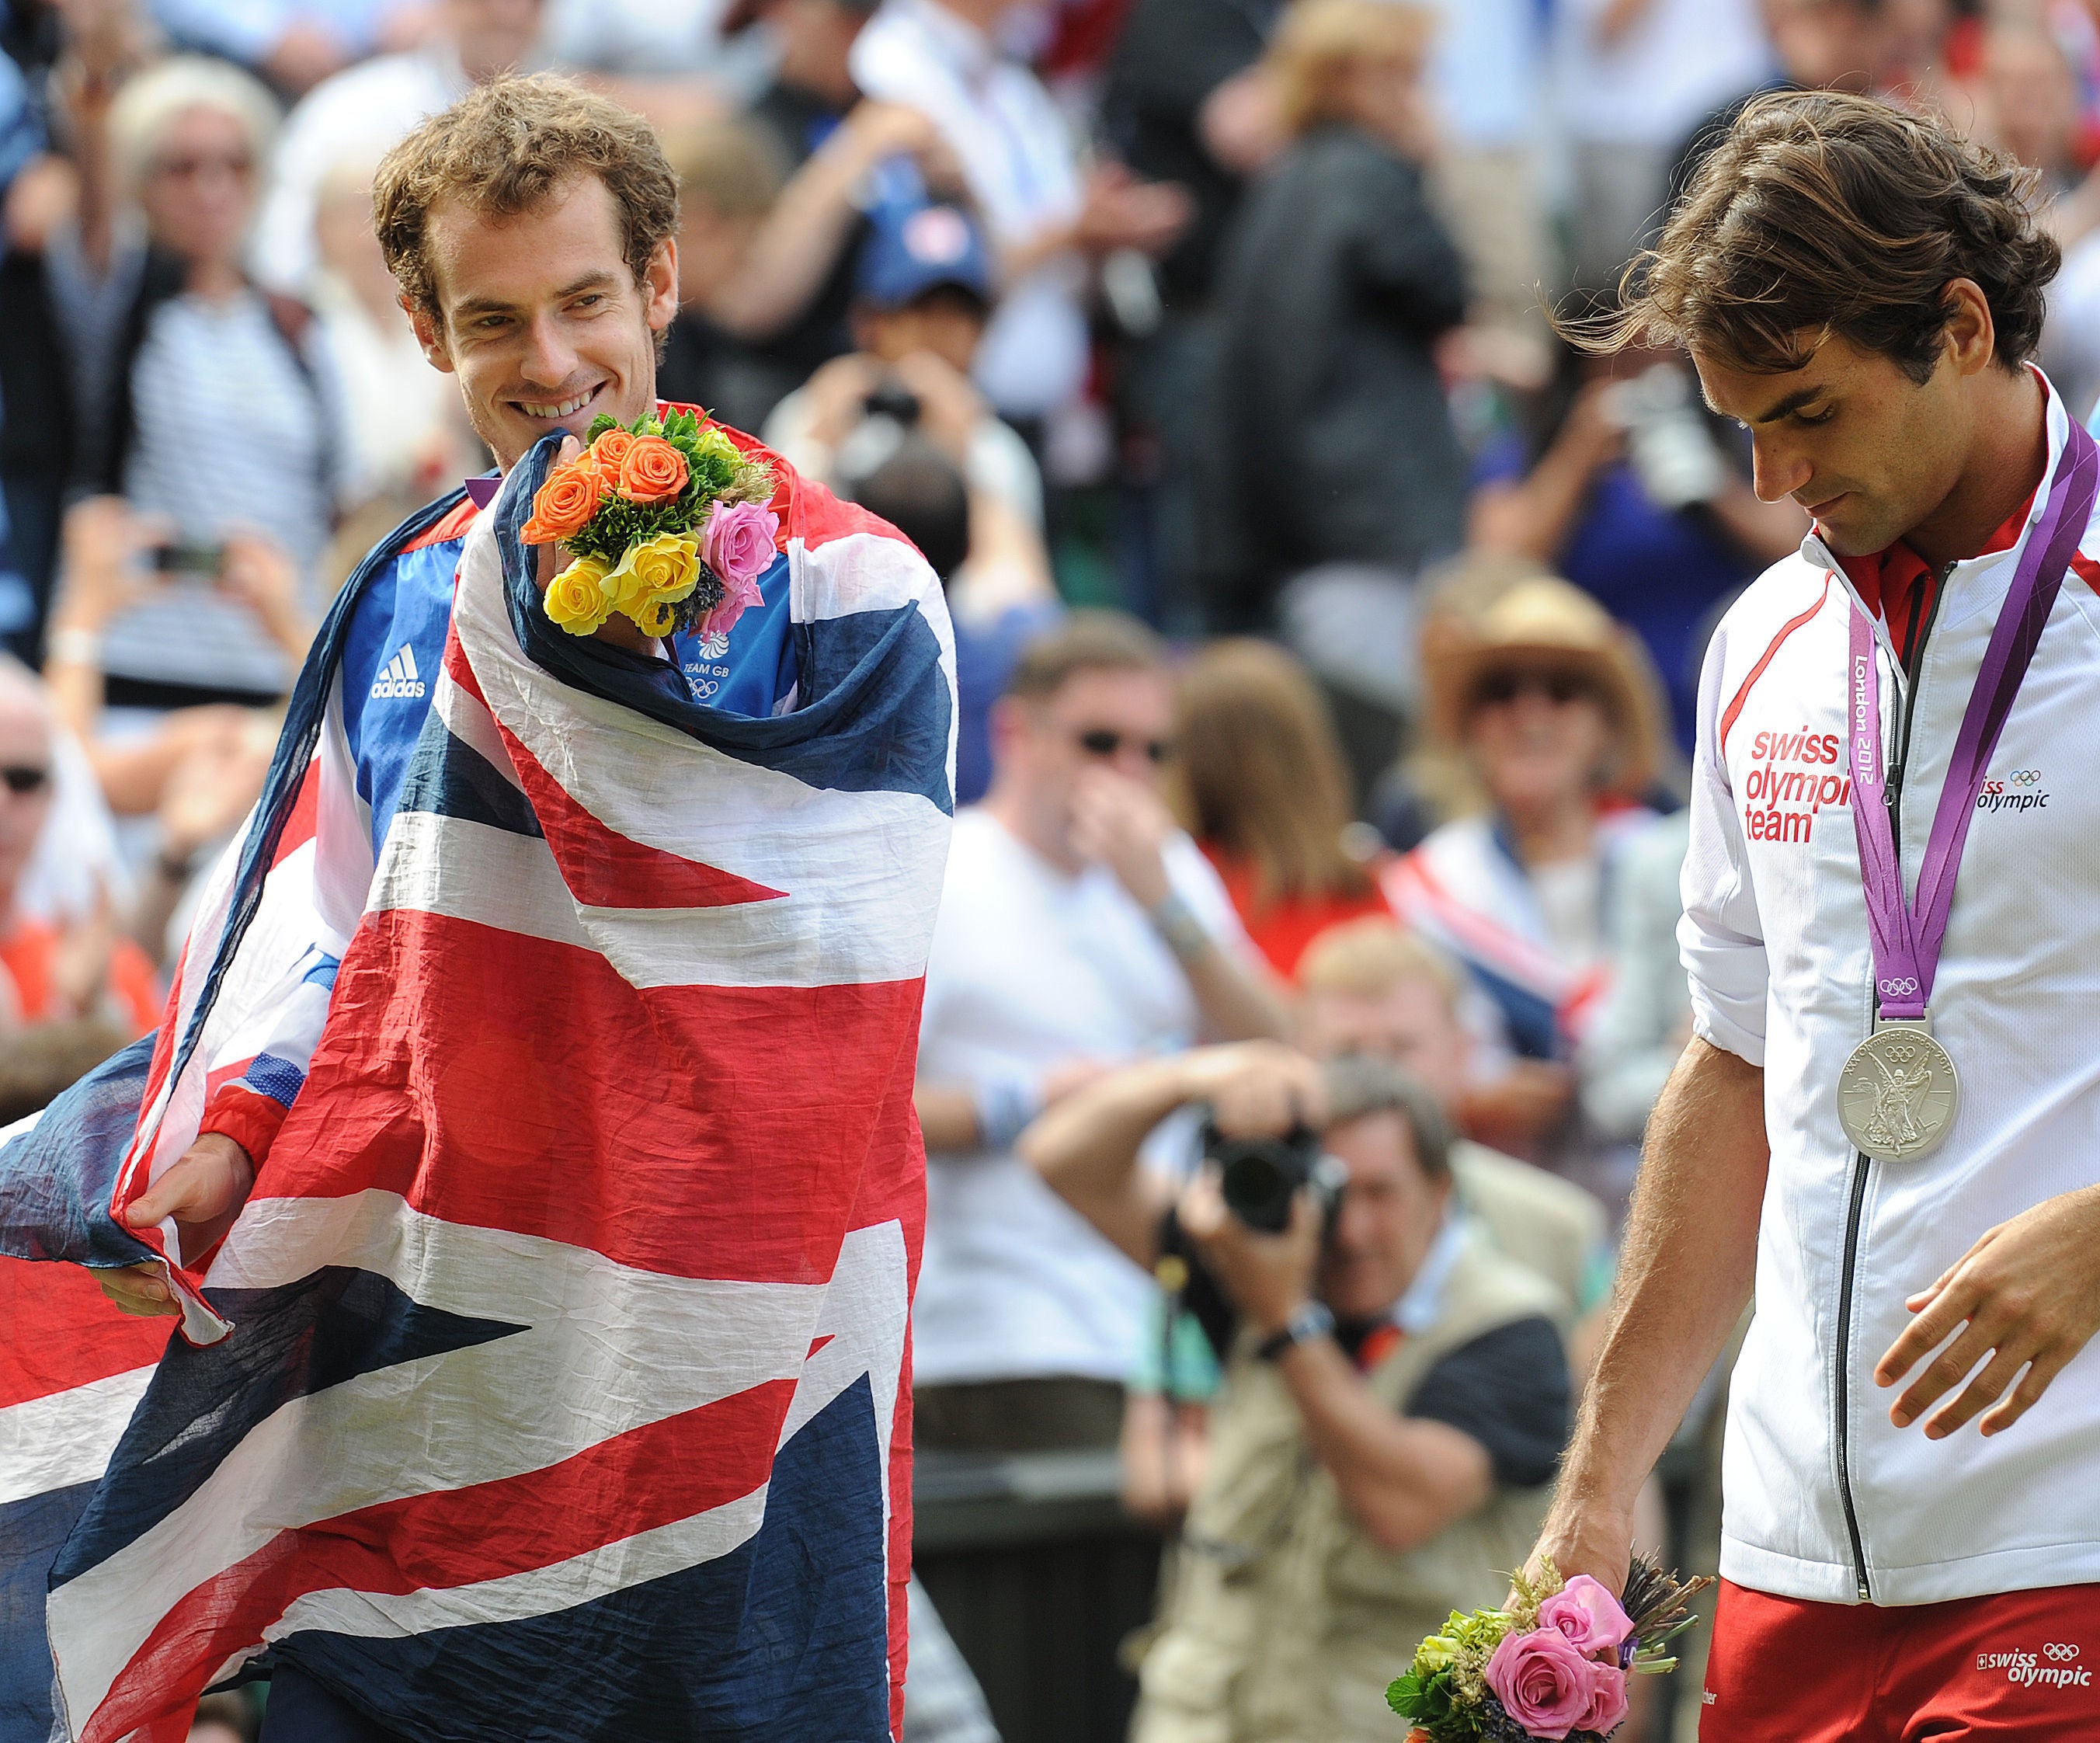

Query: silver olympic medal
left=1838, top=1025, right=1959, bottom=1162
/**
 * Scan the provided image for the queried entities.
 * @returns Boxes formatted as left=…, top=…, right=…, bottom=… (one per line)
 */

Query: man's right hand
left=96, top=1132, right=256, bottom=1317
left=1178, top=1042, right=1326, bottom=1139
left=1520, top=1497, right=1638, bottom=1599
left=1069, top=766, right=1176, bottom=910
left=1072, top=162, right=1192, bottom=259
left=50, top=496, right=167, bottom=639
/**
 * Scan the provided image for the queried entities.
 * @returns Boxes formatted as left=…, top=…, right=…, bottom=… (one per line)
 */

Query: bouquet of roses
left=520, top=407, right=780, bottom=641
left=1389, top=1553, right=1709, bottom=1743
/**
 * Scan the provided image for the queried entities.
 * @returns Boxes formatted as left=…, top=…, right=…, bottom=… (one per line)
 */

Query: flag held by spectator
left=0, top=430, right=954, bottom=1743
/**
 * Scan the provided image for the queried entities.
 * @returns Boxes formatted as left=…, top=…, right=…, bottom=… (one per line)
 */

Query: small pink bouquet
left=521, top=408, right=778, bottom=641
left=1389, top=1554, right=1708, bottom=1742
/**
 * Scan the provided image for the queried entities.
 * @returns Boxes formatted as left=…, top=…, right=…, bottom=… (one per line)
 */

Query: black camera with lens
left=861, top=381, right=923, bottom=426
left=1201, top=1119, right=1347, bottom=1233
left=1153, top=1119, right=1350, bottom=1371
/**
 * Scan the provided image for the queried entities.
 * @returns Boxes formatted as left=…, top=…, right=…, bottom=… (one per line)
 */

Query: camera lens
left=862, top=383, right=923, bottom=426
left=1219, top=1146, right=1296, bottom=1233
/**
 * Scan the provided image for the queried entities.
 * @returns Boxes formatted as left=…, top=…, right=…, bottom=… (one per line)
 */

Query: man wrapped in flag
left=0, top=74, right=953, bottom=1743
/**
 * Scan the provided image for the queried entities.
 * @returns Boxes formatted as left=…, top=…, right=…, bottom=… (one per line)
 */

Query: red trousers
left=1700, top=1578, right=2100, bottom=1741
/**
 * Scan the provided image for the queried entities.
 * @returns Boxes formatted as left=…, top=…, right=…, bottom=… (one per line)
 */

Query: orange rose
left=588, top=428, right=638, bottom=477
left=617, top=435, right=690, bottom=506
left=520, top=461, right=603, bottom=544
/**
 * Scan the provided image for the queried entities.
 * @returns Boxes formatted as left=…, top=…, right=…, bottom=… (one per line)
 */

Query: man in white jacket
left=1528, top=90, right=2100, bottom=1740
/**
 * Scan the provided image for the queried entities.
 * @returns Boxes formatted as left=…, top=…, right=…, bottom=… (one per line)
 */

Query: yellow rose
left=630, top=593, right=680, bottom=637
left=605, top=531, right=702, bottom=622
left=543, top=553, right=614, bottom=635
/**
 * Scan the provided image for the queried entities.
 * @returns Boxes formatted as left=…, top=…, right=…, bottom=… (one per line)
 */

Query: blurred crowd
left=2, top=0, right=2097, bottom=1738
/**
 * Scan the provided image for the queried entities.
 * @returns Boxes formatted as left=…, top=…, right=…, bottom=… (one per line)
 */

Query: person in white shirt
left=1416, top=0, right=1550, bottom=339
left=1549, top=0, right=1771, bottom=287
left=763, top=189, right=1044, bottom=530
left=252, top=0, right=545, bottom=297
left=148, top=0, right=414, bottom=96
left=847, top=0, right=1189, bottom=423
left=1528, top=91, right=2100, bottom=1740
left=913, top=610, right=1288, bottom=1450
left=308, top=156, right=466, bottom=507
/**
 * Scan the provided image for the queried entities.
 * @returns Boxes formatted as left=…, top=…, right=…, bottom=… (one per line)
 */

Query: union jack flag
left=0, top=429, right=953, bottom=1743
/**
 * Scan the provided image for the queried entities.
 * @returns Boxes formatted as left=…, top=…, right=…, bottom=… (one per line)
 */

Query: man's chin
left=1321, top=1280, right=1397, bottom=1325
left=1808, top=500, right=1903, bottom=558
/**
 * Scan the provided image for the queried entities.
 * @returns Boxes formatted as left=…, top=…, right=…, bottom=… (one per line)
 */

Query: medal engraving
left=1839, top=1025, right=1959, bottom=1161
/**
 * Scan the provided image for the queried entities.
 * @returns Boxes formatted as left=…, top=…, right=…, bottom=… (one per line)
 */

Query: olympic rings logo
left=2045, top=1644, right=2082, bottom=1662
left=1878, top=977, right=1921, bottom=997
left=2011, top=770, right=2044, bottom=788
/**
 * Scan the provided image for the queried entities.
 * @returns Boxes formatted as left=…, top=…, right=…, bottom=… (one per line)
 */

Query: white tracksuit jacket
left=1684, top=379, right=2100, bottom=1606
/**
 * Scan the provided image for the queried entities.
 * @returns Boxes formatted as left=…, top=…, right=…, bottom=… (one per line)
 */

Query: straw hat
left=1421, top=573, right=1667, bottom=799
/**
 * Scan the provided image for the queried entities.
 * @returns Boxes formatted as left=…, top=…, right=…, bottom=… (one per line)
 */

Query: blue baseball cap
left=855, top=197, right=995, bottom=311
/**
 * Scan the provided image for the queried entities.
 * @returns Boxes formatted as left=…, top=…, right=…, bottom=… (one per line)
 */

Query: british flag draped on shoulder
left=0, top=426, right=954, bottom=1743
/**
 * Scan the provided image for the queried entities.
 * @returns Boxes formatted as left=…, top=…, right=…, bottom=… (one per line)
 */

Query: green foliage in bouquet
left=1388, top=1562, right=1552, bottom=1740
left=559, top=408, right=774, bottom=570
left=1387, top=1553, right=1711, bottom=1743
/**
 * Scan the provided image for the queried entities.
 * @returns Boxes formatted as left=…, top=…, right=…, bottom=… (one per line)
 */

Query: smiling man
left=4, top=74, right=953, bottom=1743
left=94, top=80, right=812, bottom=1311
left=1521, top=90, right=2100, bottom=1741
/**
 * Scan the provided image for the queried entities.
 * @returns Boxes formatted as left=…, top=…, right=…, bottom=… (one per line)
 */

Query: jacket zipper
left=1831, top=561, right=1954, bottom=1605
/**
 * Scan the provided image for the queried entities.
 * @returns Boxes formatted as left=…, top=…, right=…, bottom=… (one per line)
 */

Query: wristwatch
left=1149, top=890, right=1212, bottom=963
left=1255, top=1300, right=1334, bottom=1362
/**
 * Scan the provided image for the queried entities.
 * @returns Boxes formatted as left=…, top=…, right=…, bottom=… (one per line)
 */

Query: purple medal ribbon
left=1848, top=413, right=2100, bottom=1021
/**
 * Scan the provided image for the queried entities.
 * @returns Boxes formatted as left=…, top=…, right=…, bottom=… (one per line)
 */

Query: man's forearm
left=1018, top=1056, right=1187, bottom=1264
left=1276, top=1335, right=1493, bottom=1552
left=1000, top=220, right=1082, bottom=287
left=913, top=1084, right=980, bottom=1153
left=1184, top=940, right=1290, bottom=1043
left=1555, top=1038, right=1765, bottom=1526
left=710, top=140, right=867, bottom=340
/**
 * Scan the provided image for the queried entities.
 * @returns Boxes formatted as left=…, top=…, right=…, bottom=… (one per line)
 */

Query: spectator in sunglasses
left=37, top=53, right=342, bottom=708
left=911, top=611, right=1289, bottom=1457
left=0, top=659, right=158, bottom=1035
left=1380, top=574, right=1664, bottom=1209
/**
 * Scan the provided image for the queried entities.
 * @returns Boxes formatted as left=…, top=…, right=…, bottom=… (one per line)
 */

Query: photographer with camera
left=1020, top=1043, right=1569, bottom=1743
left=763, top=188, right=1043, bottom=533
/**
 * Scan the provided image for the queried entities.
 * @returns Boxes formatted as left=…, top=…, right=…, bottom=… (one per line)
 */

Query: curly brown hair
left=1588, top=89, right=2060, bottom=381
left=374, top=73, right=680, bottom=321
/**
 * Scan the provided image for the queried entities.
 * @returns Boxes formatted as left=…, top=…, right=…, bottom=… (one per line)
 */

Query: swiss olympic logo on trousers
left=1978, top=770, right=2049, bottom=812
left=1979, top=1644, right=2088, bottom=1687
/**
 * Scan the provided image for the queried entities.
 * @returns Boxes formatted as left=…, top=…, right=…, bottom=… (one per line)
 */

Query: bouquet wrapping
left=1389, top=1554, right=1709, bottom=1742
left=520, top=408, right=779, bottom=639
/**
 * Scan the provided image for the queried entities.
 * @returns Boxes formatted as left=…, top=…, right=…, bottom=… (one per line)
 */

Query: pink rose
left=1538, top=1575, right=1636, bottom=1658
left=1576, top=1662, right=1630, bottom=1737
left=1484, top=1629, right=1609, bottom=1741
left=696, top=499, right=778, bottom=639
left=703, top=499, right=778, bottom=588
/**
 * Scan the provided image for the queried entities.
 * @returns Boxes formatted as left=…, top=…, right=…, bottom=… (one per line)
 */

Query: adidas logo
left=370, top=643, right=426, bottom=700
